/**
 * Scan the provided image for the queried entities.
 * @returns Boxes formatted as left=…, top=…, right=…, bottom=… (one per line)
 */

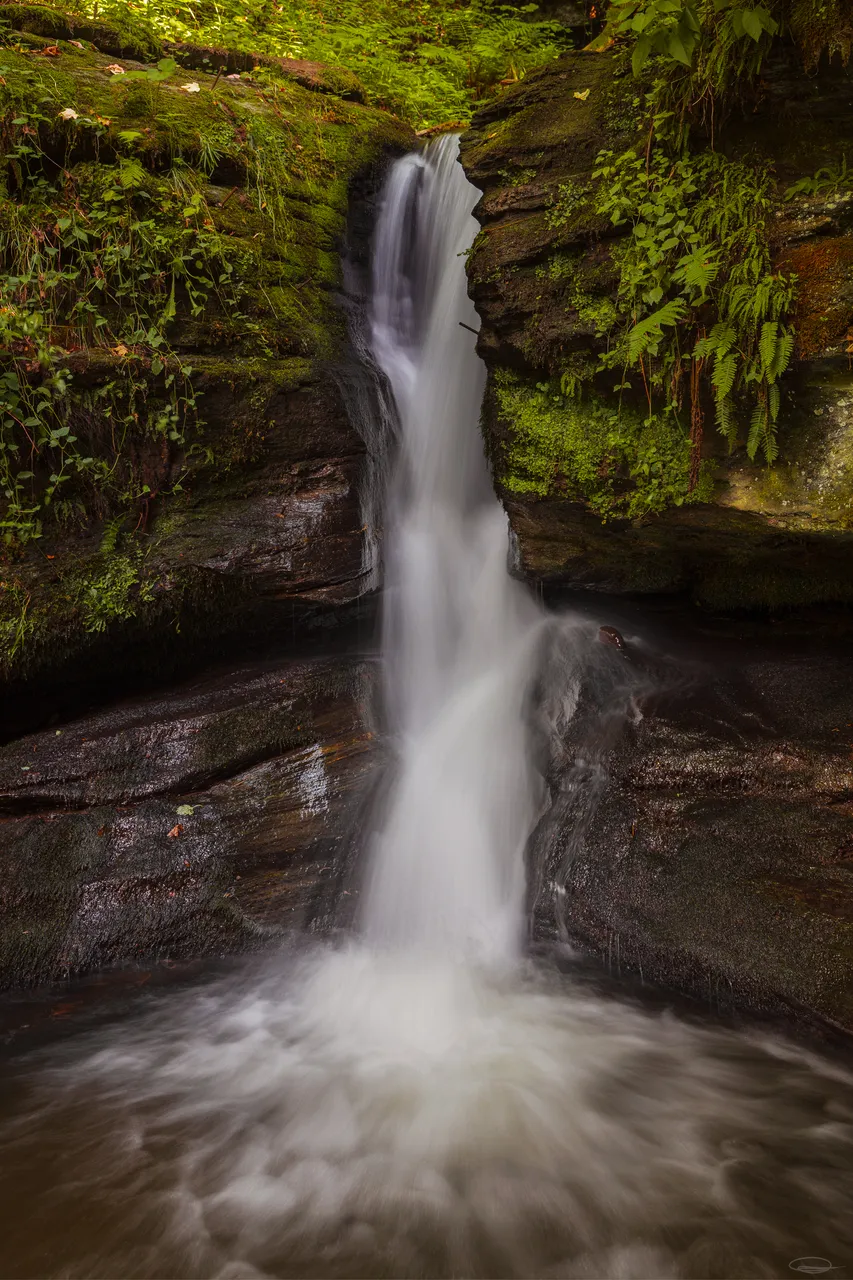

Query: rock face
left=0, top=651, right=380, bottom=988
left=0, top=5, right=412, bottom=705
left=530, top=614, right=853, bottom=1037
left=460, top=50, right=853, bottom=609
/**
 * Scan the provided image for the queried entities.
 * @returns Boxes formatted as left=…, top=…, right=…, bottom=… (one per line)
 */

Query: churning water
left=1, top=138, right=852, bottom=1280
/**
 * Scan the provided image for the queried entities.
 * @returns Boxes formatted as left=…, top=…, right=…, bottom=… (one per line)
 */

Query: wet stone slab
left=531, top=630, right=853, bottom=1040
left=0, top=654, right=381, bottom=989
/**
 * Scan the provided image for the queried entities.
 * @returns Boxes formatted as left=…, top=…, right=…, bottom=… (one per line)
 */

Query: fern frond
left=759, top=320, right=778, bottom=372
left=768, top=382, right=781, bottom=423
left=100, top=515, right=124, bottom=556
left=626, top=300, right=688, bottom=362
left=769, top=328, right=795, bottom=380
left=746, top=402, right=766, bottom=460
left=715, top=392, right=737, bottom=447
left=712, top=351, right=738, bottom=399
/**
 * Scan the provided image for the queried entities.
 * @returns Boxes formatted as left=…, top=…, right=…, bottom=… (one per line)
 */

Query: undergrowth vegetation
left=80, top=0, right=573, bottom=126
left=524, top=0, right=851, bottom=514
left=0, top=1, right=409, bottom=668
left=590, top=146, right=795, bottom=466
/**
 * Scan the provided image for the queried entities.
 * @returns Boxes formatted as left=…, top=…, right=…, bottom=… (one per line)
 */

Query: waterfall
left=362, top=135, right=543, bottom=961
left=2, top=139, right=851, bottom=1280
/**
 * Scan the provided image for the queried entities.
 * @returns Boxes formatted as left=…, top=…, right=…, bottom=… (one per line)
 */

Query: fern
left=758, top=320, right=779, bottom=373
left=716, top=391, right=737, bottom=447
left=711, top=351, right=738, bottom=400
left=99, top=514, right=124, bottom=556
left=626, top=300, right=688, bottom=361
left=746, top=400, right=767, bottom=460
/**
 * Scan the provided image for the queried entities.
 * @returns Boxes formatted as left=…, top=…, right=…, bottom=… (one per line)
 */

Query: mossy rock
left=461, top=49, right=853, bottom=611
left=0, top=2, right=163, bottom=61
left=0, top=5, right=413, bottom=705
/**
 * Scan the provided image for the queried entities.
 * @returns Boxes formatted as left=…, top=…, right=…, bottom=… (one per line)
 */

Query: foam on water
left=2, top=947, right=852, bottom=1278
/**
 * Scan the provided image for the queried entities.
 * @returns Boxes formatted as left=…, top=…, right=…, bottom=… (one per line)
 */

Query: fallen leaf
left=112, top=343, right=129, bottom=357
left=176, top=804, right=195, bottom=816
left=573, top=88, right=590, bottom=101
left=58, top=107, right=79, bottom=120
left=105, top=63, right=125, bottom=75
left=69, top=40, right=84, bottom=48
left=226, top=73, right=241, bottom=80
left=180, top=81, right=201, bottom=93
left=38, top=45, right=61, bottom=57
left=167, top=823, right=184, bottom=839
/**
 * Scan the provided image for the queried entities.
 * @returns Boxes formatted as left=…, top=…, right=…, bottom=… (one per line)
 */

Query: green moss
left=0, top=6, right=412, bottom=682
left=0, top=4, right=163, bottom=61
left=494, top=370, right=714, bottom=520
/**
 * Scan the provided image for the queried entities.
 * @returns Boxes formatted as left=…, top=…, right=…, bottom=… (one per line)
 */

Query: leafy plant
left=600, top=0, right=778, bottom=77
left=784, top=156, right=852, bottom=200
left=590, top=146, right=796, bottom=463
left=81, top=0, right=573, bottom=128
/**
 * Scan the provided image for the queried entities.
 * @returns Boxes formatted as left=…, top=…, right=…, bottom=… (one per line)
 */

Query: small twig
left=458, top=321, right=478, bottom=336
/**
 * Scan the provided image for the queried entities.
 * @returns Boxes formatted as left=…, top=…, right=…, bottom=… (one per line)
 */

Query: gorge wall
left=460, top=46, right=853, bottom=610
left=0, top=3, right=412, bottom=730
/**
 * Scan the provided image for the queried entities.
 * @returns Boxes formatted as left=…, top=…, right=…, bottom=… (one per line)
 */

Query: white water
left=363, top=135, right=542, bottom=961
left=1, top=141, right=852, bottom=1280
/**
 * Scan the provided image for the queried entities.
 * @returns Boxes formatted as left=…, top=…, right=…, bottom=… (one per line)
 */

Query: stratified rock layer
left=531, top=615, right=853, bottom=1037
left=0, top=652, right=380, bottom=987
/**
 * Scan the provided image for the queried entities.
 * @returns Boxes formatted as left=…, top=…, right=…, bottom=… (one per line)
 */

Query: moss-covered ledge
left=0, top=4, right=413, bottom=715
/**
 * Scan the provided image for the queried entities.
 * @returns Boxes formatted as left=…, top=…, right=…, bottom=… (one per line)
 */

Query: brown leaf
left=167, top=823, right=184, bottom=839
left=37, top=45, right=61, bottom=57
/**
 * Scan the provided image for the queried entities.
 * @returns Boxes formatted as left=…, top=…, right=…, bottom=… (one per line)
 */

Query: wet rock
left=532, top=633, right=853, bottom=1036
left=0, top=654, right=380, bottom=988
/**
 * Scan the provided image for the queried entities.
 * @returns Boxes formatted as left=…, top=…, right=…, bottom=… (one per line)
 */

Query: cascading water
left=363, top=135, right=542, bottom=960
left=0, top=141, right=851, bottom=1280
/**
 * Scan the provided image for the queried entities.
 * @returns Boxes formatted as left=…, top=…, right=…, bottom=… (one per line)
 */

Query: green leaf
left=741, top=8, right=763, bottom=40
left=667, top=30, right=692, bottom=65
left=631, top=34, right=652, bottom=76
left=176, top=804, right=195, bottom=816
left=754, top=5, right=778, bottom=33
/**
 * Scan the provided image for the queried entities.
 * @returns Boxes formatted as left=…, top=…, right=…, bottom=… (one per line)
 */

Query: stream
left=0, top=138, right=851, bottom=1280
